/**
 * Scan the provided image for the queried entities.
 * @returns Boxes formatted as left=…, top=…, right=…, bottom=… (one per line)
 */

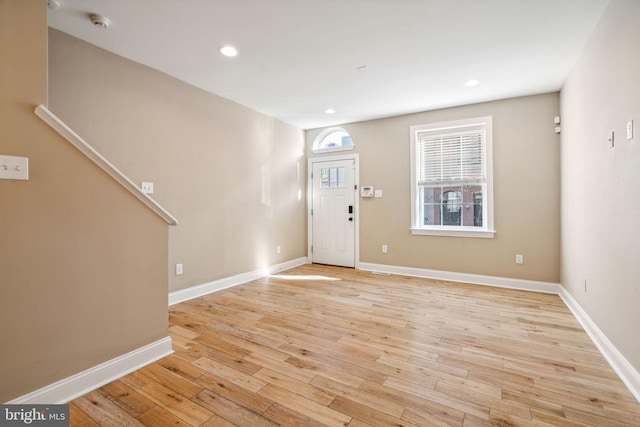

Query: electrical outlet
left=627, top=120, right=634, bottom=140
left=515, top=254, right=524, bottom=264
left=382, top=244, right=388, bottom=253
left=141, top=181, right=154, bottom=194
left=583, top=277, right=587, bottom=292
left=276, top=245, right=281, bottom=254
left=176, top=263, right=183, bottom=275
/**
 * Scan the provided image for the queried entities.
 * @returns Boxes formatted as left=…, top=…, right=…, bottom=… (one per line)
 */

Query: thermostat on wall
left=361, top=186, right=374, bottom=197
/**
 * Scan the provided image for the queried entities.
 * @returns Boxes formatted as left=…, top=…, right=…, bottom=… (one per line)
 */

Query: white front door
left=311, top=159, right=356, bottom=267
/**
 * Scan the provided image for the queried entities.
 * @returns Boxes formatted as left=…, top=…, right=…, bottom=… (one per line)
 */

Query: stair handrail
left=35, top=105, right=178, bottom=226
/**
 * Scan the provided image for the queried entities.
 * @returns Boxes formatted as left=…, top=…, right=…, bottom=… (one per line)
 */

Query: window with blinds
left=409, top=117, right=495, bottom=238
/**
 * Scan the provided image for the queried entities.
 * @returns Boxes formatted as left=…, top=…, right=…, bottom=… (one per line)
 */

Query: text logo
left=1, top=405, right=68, bottom=426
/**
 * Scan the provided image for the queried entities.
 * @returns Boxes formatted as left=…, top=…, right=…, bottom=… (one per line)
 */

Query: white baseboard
left=358, top=262, right=561, bottom=294
left=169, top=257, right=308, bottom=305
left=7, top=337, right=173, bottom=404
left=559, top=287, right=640, bottom=403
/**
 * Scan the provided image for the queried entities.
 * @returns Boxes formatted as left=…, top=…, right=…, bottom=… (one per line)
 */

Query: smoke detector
left=89, top=14, right=110, bottom=29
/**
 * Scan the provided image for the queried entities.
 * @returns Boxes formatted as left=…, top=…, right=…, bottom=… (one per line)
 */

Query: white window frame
left=311, top=127, right=354, bottom=154
left=409, top=116, right=495, bottom=238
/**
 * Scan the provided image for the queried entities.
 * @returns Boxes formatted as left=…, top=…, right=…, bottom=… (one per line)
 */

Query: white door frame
left=307, top=153, right=360, bottom=268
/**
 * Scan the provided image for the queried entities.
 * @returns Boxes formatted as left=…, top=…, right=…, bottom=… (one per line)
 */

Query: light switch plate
left=627, top=120, right=634, bottom=140
left=374, top=189, right=383, bottom=198
left=0, top=155, right=29, bottom=180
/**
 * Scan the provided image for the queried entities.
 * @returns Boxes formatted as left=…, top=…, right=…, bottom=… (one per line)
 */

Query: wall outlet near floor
left=276, top=245, right=281, bottom=254
left=515, top=254, right=524, bottom=264
left=583, top=277, right=587, bottom=292
left=382, top=244, right=388, bottom=253
left=175, top=263, right=183, bottom=275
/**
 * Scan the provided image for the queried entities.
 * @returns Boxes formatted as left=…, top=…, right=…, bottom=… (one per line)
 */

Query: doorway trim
left=307, top=153, right=360, bottom=269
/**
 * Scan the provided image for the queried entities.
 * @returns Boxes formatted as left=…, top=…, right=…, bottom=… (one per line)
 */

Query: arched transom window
left=312, top=127, right=354, bottom=153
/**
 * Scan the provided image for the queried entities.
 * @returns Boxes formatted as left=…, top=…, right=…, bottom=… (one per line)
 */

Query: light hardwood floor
left=69, top=264, right=640, bottom=426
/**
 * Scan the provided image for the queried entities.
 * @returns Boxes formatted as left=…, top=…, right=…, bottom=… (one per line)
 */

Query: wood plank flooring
left=69, top=264, right=640, bottom=426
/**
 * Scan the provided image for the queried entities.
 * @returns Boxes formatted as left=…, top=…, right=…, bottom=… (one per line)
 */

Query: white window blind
left=417, top=126, right=486, bottom=187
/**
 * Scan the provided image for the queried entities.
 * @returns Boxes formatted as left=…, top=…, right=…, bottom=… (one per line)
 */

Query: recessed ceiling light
left=464, top=79, right=480, bottom=87
left=220, top=46, right=238, bottom=57
left=324, top=108, right=336, bottom=114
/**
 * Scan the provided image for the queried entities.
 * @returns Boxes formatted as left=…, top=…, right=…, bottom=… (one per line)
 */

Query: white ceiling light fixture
left=464, top=79, right=480, bottom=87
left=89, top=14, right=110, bottom=29
left=324, top=108, right=336, bottom=114
left=220, top=46, right=238, bottom=57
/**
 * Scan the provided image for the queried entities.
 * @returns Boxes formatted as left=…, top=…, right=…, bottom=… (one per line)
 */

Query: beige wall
left=0, top=1, right=169, bottom=402
left=48, top=30, right=307, bottom=293
left=308, top=93, right=561, bottom=283
left=561, top=0, right=640, bottom=371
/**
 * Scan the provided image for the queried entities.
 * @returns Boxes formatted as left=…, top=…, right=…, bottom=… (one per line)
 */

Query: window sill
left=410, top=227, right=496, bottom=238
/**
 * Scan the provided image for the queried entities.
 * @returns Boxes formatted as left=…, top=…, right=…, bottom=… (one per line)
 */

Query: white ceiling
left=48, top=0, right=610, bottom=130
